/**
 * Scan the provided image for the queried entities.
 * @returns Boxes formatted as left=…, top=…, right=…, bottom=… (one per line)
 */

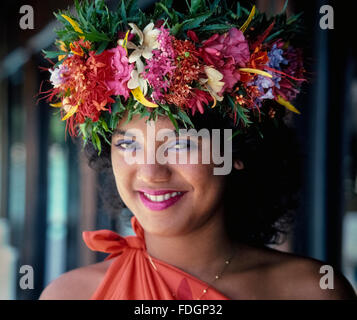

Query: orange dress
left=82, top=216, right=230, bottom=300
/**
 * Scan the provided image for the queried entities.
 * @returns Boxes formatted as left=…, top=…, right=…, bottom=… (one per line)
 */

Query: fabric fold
left=82, top=216, right=230, bottom=300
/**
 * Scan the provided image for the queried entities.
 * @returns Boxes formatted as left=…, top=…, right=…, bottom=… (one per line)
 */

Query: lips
left=137, top=189, right=186, bottom=211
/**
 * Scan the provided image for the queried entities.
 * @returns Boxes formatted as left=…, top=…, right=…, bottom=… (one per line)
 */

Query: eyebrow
left=113, top=129, right=136, bottom=137
left=113, top=128, right=183, bottom=137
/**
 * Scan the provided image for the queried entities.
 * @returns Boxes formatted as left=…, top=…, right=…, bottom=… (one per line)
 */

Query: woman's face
left=111, top=112, right=227, bottom=237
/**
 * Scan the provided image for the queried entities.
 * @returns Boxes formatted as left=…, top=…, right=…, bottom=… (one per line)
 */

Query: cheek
left=111, top=150, right=134, bottom=198
left=178, top=163, right=226, bottom=202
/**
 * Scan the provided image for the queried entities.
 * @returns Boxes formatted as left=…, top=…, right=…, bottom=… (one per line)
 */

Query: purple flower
left=268, top=44, right=288, bottom=70
left=250, top=43, right=289, bottom=102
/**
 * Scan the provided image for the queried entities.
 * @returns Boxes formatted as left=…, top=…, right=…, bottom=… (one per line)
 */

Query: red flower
left=69, top=39, right=91, bottom=56
left=185, top=89, right=213, bottom=115
left=164, top=39, right=204, bottom=108
left=187, top=30, right=199, bottom=43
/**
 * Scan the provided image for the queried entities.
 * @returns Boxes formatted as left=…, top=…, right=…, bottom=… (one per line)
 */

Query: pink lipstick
left=138, top=190, right=186, bottom=211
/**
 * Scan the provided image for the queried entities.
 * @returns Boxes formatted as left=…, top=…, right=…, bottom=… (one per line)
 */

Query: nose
left=136, top=163, right=172, bottom=184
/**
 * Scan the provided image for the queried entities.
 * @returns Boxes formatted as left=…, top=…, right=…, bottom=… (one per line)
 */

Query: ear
left=233, top=159, right=244, bottom=170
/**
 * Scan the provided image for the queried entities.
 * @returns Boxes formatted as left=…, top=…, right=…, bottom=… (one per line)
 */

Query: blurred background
left=0, top=0, right=356, bottom=300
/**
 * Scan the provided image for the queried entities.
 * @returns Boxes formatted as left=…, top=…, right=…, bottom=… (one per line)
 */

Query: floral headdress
left=41, top=0, right=306, bottom=153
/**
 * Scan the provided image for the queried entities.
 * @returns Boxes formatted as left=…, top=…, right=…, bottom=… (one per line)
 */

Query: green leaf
left=236, top=2, right=241, bottom=18
left=171, top=23, right=183, bottom=36
left=156, top=2, right=174, bottom=20
left=95, top=41, right=109, bottom=55
left=280, top=0, right=289, bottom=14
left=159, top=105, right=178, bottom=131
left=121, top=0, right=127, bottom=24
left=199, top=23, right=232, bottom=31
left=182, top=12, right=213, bottom=30
left=92, top=131, right=102, bottom=154
left=177, top=109, right=194, bottom=128
left=286, top=12, right=303, bottom=25
left=127, top=0, right=139, bottom=17
left=190, top=0, right=203, bottom=15
left=210, top=0, right=221, bottom=12
left=101, top=119, right=110, bottom=132
left=264, top=29, right=284, bottom=43
left=42, top=50, right=68, bottom=59
left=84, top=30, right=111, bottom=42
left=227, top=129, right=242, bottom=141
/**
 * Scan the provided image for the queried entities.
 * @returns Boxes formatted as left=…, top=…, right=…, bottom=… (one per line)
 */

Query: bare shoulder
left=248, top=245, right=357, bottom=300
left=39, top=259, right=112, bottom=300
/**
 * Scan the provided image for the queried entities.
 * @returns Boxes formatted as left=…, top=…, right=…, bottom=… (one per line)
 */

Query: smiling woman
left=38, top=0, right=357, bottom=300
left=40, top=106, right=357, bottom=300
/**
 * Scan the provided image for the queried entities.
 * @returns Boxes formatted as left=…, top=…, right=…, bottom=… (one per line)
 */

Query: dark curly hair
left=84, top=104, right=304, bottom=247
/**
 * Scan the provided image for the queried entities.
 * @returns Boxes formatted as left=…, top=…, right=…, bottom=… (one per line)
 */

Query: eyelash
left=114, top=140, right=193, bottom=151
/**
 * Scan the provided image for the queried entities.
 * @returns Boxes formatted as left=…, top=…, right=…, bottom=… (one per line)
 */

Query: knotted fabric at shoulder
left=82, top=216, right=146, bottom=260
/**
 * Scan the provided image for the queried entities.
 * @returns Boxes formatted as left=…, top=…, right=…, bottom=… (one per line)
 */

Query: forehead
left=114, top=112, right=177, bottom=135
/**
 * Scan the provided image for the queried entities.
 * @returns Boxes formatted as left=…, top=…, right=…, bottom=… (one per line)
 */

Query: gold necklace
left=147, top=249, right=235, bottom=300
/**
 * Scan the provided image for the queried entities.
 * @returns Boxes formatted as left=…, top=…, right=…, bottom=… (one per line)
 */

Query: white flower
left=200, top=66, right=225, bottom=101
left=49, top=65, right=68, bottom=88
left=127, top=58, right=148, bottom=95
left=126, top=22, right=160, bottom=63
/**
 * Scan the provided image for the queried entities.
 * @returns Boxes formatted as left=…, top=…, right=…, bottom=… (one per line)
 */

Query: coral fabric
left=82, top=216, right=230, bottom=300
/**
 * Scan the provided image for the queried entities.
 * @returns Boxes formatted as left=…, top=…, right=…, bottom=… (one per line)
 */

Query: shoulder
left=256, top=247, right=357, bottom=300
left=39, top=259, right=112, bottom=300
left=230, top=244, right=356, bottom=300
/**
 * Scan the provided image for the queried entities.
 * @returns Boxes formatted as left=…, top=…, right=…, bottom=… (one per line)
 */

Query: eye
left=114, top=140, right=138, bottom=151
left=168, top=140, right=194, bottom=151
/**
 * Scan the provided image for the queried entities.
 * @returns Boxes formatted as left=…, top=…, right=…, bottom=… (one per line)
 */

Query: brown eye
left=114, top=140, right=138, bottom=151
left=168, top=140, right=193, bottom=151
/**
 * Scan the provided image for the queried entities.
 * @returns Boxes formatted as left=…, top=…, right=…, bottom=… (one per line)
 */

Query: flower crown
left=41, top=0, right=306, bottom=153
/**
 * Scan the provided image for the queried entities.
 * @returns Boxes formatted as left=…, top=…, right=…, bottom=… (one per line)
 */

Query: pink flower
left=144, top=26, right=176, bottom=102
left=200, top=28, right=250, bottom=91
left=106, top=46, right=134, bottom=99
left=220, top=58, right=242, bottom=92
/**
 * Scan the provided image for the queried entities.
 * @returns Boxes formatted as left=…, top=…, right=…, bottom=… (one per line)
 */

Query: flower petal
left=205, top=66, right=224, bottom=81
left=142, top=48, right=154, bottom=60
left=128, top=70, right=140, bottom=89
left=129, top=23, right=144, bottom=45
left=126, top=41, right=138, bottom=50
left=143, top=22, right=154, bottom=34
left=136, top=58, right=145, bottom=74
left=129, top=49, right=143, bottom=63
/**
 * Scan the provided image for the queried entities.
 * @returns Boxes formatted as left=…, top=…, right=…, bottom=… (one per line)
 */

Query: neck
left=144, top=211, right=235, bottom=283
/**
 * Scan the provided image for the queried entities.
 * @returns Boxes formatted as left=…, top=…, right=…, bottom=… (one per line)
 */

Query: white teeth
left=143, top=192, right=182, bottom=202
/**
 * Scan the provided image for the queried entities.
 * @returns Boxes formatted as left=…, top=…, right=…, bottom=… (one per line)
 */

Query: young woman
left=39, top=108, right=356, bottom=300
left=39, top=0, right=356, bottom=299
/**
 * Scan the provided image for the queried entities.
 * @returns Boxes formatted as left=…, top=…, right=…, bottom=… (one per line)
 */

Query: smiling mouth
left=143, top=191, right=183, bottom=202
left=138, top=191, right=186, bottom=211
